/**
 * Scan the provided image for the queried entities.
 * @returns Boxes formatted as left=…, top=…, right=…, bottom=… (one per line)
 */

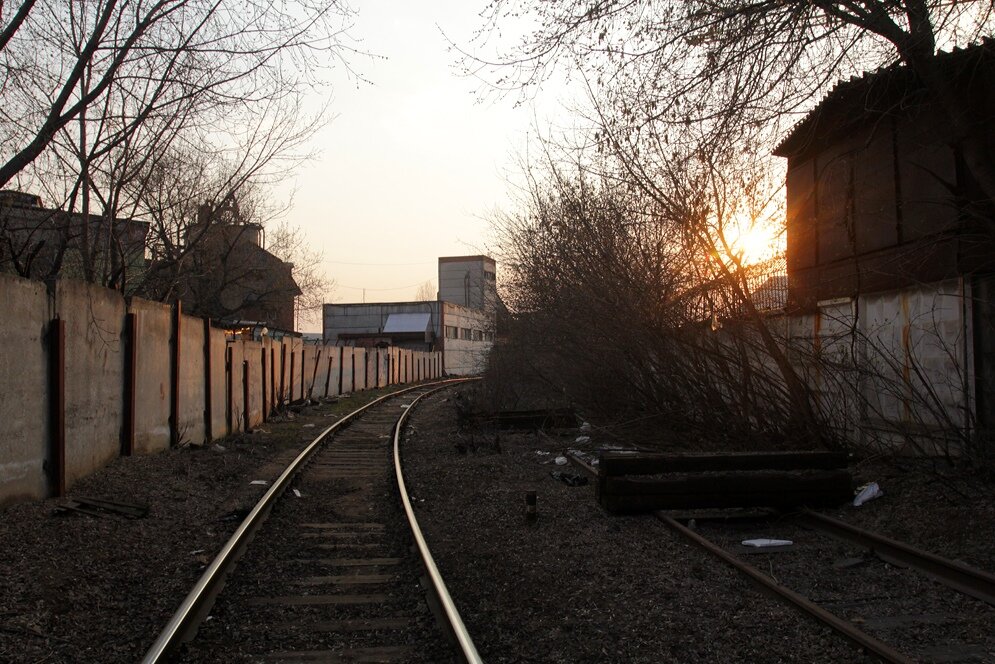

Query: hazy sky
left=281, top=1, right=546, bottom=327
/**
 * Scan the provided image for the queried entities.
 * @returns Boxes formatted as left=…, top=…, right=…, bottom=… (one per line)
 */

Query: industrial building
left=323, top=255, right=497, bottom=375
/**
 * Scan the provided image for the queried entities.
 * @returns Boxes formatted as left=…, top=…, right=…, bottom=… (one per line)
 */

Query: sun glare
left=726, top=222, right=783, bottom=265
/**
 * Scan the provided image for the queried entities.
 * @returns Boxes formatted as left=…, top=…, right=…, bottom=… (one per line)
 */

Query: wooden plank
left=299, top=575, right=395, bottom=586
left=261, top=646, right=414, bottom=663
left=271, top=618, right=411, bottom=632
left=601, top=486, right=852, bottom=514
left=599, top=450, right=848, bottom=477
left=245, top=594, right=387, bottom=606
left=290, top=558, right=402, bottom=567
left=605, top=469, right=851, bottom=496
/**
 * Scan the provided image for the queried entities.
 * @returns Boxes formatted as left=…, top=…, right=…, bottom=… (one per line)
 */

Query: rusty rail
left=656, top=513, right=914, bottom=664
left=798, top=508, right=995, bottom=607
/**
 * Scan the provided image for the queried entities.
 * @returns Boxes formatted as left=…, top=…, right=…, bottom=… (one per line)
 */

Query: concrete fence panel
left=57, top=280, right=126, bottom=488
left=178, top=313, right=206, bottom=445
left=129, top=298, right=172, bottom=454
left=0, top=274, right=51, bottom=504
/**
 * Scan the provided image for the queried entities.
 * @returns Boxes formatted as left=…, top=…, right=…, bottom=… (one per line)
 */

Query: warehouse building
left=323, top=255, right=497, bottom=375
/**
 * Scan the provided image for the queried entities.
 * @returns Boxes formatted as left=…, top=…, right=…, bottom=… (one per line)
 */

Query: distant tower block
left=437, top=255, right=497, bottom=312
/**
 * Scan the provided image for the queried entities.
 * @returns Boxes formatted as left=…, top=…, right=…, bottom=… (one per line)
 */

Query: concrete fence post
left=226, top=346, right=234, bottom=434
left=261, top=346, right=267, bottom=423
left=122, top=312, right=138, bottom=457
left=324, top=351, right=332, bottom=397
left=243, top=359, right=250, bottom=432
left=203, top=318, right=213, bottom=442
left=279, top=343, right=287, bottom=408
left=48, top=317, right=66, bottom=497
left=338, top=346, right=344, bottom=395
left=170, top=301, right=182, bottom=448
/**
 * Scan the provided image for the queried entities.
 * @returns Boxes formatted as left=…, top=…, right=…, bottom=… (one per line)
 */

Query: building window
left=484, top=270, right=496, bottom=281
left=445, top=325, right=458, bottom=339
left=472, top=329, right=483, bottom=341
left=483, top=331, right=494, bottom=342
left=460, top=327, right=472, bottom=340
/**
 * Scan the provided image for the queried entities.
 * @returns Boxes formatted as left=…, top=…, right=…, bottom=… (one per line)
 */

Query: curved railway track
left=143, top=380, right=481, bottom=664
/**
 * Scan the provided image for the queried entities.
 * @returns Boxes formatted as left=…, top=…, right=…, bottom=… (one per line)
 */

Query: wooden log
left=599, top=450, right=847, bottom=477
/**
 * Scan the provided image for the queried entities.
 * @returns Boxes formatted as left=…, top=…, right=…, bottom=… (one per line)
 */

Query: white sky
left=280, top=1, right=551, bottom=329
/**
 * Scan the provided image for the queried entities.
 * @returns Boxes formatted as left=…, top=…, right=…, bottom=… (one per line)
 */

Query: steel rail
left=142, top=378, right=469, bottom=664
left=394, top=384, right=484, bottom=664
left=798, top=508, right=995, bottom=607
left=656, top=513, right=914, bottom=664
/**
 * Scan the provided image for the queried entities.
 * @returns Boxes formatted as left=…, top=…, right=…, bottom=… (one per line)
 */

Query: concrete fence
left=0, top=273, right=443, bottom=507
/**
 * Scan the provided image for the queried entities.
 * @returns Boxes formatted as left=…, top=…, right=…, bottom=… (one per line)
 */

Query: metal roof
left=383, top=312, right=432, bottom=334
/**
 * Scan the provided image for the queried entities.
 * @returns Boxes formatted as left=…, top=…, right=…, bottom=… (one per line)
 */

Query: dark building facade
left=774, top=42, right=995, bottom=310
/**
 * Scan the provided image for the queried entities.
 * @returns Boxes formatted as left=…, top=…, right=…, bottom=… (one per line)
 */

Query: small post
left=525, top=491, right=537, bottom=524
left=324, top=353, right=332, bottom=397
left=49, top=317, right=66, bottom=497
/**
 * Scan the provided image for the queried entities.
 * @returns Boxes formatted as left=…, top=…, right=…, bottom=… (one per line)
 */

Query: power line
left=335, top=282, right=426, bottom=292
left=326, top=260, right=435, bottom=266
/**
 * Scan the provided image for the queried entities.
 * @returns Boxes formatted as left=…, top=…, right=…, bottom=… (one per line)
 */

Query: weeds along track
left=143, top=379, right=481, bottom=664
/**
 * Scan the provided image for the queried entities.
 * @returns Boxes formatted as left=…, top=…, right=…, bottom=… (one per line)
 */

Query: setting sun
left=726, top=221, right=784, bottom=265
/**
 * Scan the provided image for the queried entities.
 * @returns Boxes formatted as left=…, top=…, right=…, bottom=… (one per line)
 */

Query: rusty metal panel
left=786, top=158, right=817, bottom=270
left=854, top=123, right=899, bottom=253
left=816, top=145, right=855, bottom=264
left=896, top=113, right=958, bottom=242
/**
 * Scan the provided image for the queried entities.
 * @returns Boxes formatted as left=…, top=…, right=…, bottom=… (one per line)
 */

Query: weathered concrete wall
left=129, top=298, right=172, bottom=454
left=58, top=280, right=126, bottom=488
left=178, top=314, right=206, bottom=445
left=0, top=275, right=444, bottom=507
left=764, top=278, right=972, bottom=453
left=0, top=275, right=51, bottom=504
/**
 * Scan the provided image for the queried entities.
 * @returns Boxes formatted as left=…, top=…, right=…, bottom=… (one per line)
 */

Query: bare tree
left=414, top=280, right=436, bottom=301
left=0, top=0, right=358, bottom=190
left=471, top=0, right=994, bottom=200
left=267, top=220, right=333, bottom=328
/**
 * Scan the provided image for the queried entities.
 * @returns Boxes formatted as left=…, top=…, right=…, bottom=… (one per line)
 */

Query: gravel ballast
left=1, top=382, right=993, bottom=662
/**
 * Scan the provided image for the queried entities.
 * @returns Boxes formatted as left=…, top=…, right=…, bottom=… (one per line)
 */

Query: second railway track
left=145, top=381, right=479, bottom=664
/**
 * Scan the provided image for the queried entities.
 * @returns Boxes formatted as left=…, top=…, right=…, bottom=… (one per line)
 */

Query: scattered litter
left=302, top=423, right=315, bottom=428
left=853, top=482, right=883, bottom=507
left=742, top=538, right=793, bottom=548
left=833, top=556, right=868, bottom=569
left=292, top=489, right=302, bottom=498
left=190, top=549, right=205, bottom=555
left=254, top=428, right=270, bottom=434
left=213, top=444, right=226, bottom=452
left=575, top=435, right=591, bottom=444
left=400, top=404, right=411, bottom=409
left=579, top=421, right=591, bottom=432
left=250, top=480, right=268, bottom=486
left=554, top=456, right=568, bottom=466
left=535, top=450, right=550, bottom=456
left=550, top=471, right=589, bottom=487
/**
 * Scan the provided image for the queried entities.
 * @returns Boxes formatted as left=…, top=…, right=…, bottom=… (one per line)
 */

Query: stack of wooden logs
left=596, top=451, right=852, bottom=514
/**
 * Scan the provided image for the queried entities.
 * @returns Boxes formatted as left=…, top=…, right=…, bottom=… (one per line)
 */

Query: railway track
left=143, top=380, right=481, bottom=664
left=658, top=508, right=995, bottom=663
